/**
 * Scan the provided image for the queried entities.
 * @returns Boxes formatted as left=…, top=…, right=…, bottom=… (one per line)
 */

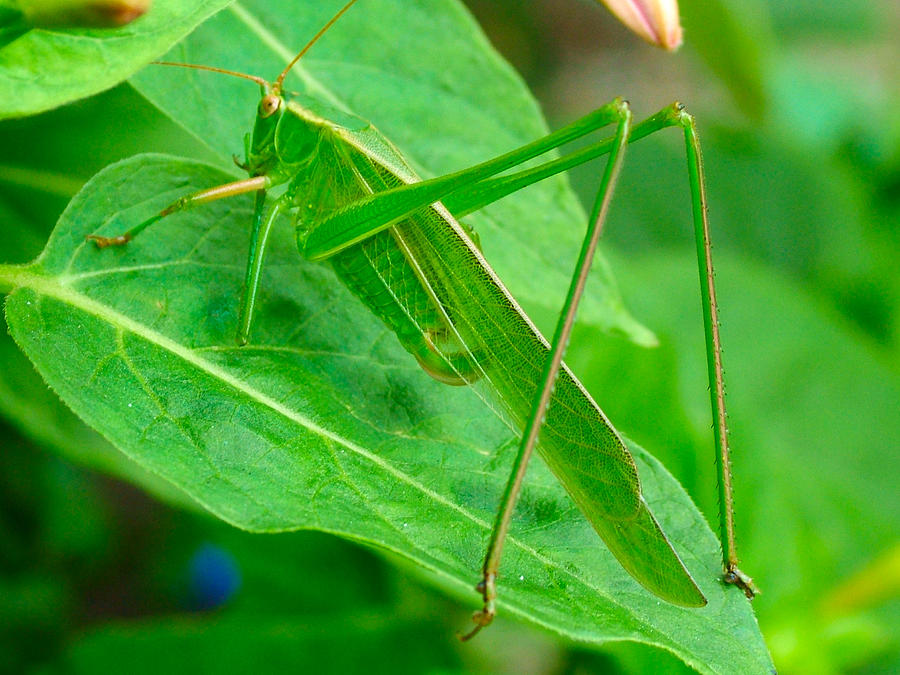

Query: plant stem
left=0, top=263, right=40, bottom=294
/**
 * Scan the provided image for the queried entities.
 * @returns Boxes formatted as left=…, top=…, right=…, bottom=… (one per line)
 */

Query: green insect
left=88, top=0, right=755, bottom=637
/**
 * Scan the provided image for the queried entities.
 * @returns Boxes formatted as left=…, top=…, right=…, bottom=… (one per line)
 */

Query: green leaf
left=128, top=0, right=654, bottom=345
left=0, top=0, right=234, bottom=118
left=1, top=155, right=771, bottom=672
left=0, top=318, right=195, bottom=506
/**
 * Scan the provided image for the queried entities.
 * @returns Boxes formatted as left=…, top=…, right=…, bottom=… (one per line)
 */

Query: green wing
left=394, top=202, right=704, bottom=607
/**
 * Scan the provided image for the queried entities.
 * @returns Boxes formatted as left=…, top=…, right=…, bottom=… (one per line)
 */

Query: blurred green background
left=0, top=0, right=897, bottom=672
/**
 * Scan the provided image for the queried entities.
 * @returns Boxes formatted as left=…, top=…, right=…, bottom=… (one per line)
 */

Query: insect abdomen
left=330, top=229, right=480, bottom=385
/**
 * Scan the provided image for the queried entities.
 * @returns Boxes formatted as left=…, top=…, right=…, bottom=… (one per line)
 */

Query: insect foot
left=459, top=574, right=497, bottom=641
left=85, top=233, right=131, bottom=248
left=725, top=565, right=759, bottom=600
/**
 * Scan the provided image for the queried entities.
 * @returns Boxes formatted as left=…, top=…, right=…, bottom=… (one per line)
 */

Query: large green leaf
left=1, top=155, right=770, bottom=672
left=0, top=0, right=233, bottom=118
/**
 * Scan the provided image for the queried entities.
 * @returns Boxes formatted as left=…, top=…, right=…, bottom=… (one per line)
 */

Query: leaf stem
left=0, top=263, right=29, bottom=294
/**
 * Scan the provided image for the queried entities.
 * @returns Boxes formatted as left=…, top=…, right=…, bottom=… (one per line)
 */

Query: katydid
left=87, top=0, right=755, bottom=637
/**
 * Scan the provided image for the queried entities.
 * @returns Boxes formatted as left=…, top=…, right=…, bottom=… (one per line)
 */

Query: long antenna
left=274, top=0, right=359, bottom=91
left=153, top=62, right=270, bottom=88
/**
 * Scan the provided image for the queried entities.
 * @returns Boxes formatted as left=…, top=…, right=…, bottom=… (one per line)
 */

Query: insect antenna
left=152, top=62, right=270, bottom=88
left=274, top=0, right=359, bottom=91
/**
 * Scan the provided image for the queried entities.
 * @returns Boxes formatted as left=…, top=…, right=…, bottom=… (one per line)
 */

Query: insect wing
left=392, top=201, right=705, bottom=607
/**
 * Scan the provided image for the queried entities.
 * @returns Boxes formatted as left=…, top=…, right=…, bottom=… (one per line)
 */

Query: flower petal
left=595, top=0, right=683, bottom=50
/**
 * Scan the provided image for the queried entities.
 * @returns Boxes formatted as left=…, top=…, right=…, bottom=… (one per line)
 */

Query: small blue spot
left=187, top=543, right=241, bottom=610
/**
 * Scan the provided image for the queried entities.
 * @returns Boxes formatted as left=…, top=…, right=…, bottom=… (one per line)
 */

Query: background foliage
left=1, top=0, right=897, bottom=672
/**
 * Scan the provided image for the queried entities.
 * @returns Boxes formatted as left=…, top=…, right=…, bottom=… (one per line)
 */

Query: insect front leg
left=86, top=175, right=269, bottom=247
left=88, top=171, right=280, bottom=347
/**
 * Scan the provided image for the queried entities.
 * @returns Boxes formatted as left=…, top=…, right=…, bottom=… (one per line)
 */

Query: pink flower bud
left=595, top=0, right=683, bottom=50
left=22, top=0, right=150, bottom=28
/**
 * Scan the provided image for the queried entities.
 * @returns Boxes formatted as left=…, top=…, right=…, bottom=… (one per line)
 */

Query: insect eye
left=259, top=94, right=282, bottom=118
